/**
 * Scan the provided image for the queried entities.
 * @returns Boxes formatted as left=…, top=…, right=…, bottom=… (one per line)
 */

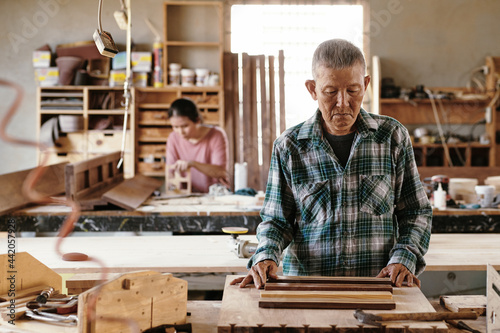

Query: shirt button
left=343, top=231, right=348, bottom=237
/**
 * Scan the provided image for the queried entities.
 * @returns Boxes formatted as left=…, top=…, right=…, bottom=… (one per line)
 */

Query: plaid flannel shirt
left=248, top=108, right=432, bottom=277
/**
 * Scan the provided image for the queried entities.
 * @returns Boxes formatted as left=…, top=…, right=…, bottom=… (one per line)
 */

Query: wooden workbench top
left=1, top=234, right=499, bottom=274
left=10, top=194, right=263, bottom=217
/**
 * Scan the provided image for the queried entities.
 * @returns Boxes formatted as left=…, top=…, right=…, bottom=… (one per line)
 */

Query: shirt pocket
left=359, top=175, right=394, bottom=216
left=293, top=179, right=333, bottom=223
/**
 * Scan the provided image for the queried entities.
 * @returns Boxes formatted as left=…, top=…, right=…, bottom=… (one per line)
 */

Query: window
left=231, top=4, right=364, bottom=129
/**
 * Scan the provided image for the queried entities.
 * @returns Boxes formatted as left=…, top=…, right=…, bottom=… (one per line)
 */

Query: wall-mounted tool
left=222, top=227, right=257, bottom=258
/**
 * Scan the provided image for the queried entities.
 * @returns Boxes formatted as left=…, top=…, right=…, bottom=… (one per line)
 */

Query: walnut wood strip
left=264, top=282, right=393, bottom=293
left=270, top=276, right=392, bottom=285
left=260, top=290, right=393, bottom=300
left=259, top=297, right=396, bottom=310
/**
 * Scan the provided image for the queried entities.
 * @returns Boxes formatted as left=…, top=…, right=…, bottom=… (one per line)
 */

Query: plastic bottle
left=433, top=183, right=447, bottom=210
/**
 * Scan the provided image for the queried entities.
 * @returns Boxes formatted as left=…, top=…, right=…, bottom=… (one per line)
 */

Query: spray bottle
left=146, top=18, right=164, bottom=88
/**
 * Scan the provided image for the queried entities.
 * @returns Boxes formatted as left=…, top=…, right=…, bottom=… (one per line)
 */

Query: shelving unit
left=162, top=1, right=224, bottom=84
left=380, top=96, right=494, bottom=167
left=36, top=86, right=135, bottom=178
left=135, top=86, right=223, bottom=177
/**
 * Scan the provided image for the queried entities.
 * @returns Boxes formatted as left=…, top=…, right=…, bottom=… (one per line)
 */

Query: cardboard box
left=32, top=50, right=51, bottom=68
left=34, top=67, right=59, bottom=86
left=131, top=52, right=152, bottom=72
left=110, top=70, right=149, bottom=87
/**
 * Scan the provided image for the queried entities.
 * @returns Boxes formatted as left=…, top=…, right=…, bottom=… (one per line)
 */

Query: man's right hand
left=229, top=260, right=278, bottom=289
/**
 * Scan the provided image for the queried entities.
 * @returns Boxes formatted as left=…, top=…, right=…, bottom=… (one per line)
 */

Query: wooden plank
left=268, top=55, right=276, bottom=144
left=264, top=282, right=393, bottom=293
left=223, top=52, right=239, bottom=189
left=439, top=295, right=486, bottom=315
left=270, top=276, right=392, bottom=285
left=259, top=55, right=270, bottom=191
left=102, top=174, right=162, bottom=210
left=260, top=290, right=393, bottom=300
left=0, top=252, right=62, bottom=297
left=259, top=297, right=396, bottom=310
left=278, top=50, right=286, bottom=134
left=0, top=162, right=66, bottom=214
left=218, top=275, right=447, bottom=332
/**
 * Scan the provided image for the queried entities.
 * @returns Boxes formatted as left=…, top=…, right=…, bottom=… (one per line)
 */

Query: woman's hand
left=173, top=160, right=191, bottom=173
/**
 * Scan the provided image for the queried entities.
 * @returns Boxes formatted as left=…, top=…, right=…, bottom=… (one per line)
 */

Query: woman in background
left=166, top=98, right=229, bottom=193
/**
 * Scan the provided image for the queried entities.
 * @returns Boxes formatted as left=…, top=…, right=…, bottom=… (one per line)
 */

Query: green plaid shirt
left=248, top=109, right=432, bottom=277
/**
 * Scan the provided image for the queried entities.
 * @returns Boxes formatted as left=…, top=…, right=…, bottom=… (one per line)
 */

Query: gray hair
left=312, top=39, right=366, bottom=79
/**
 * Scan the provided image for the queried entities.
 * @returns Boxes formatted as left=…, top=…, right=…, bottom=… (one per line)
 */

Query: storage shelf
left=40, top=110, right=84, bottom=114
left=380, top=89, right=496, bottom=168
left=166, top=41, right=221, bottom=47
left=88, top=109, right=126, bottom=115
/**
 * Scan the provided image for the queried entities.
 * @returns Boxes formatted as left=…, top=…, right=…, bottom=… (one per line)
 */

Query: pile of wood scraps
left=65, top=151, right=162, bottom=210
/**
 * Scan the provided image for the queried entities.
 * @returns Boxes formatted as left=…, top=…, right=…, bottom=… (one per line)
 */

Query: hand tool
left=35, top=287, right=55, bottom=304
left=26, top=296, right=78, bottom=312
left=445, top=319, right=481, bottom=333
left=25, top=309, right=78, bottom=326
left=222, top=227, right=257, bottom=258
left=354, top=309, right=479, bottom=326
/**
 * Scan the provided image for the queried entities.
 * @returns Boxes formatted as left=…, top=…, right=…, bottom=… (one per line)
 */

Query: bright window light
left=231, top=4, right=364, bottom=129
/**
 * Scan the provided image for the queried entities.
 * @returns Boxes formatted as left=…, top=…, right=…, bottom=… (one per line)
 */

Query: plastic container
left=234, top=162, right=248, bottom=192
left=195, top=68, right=209, bottom=86
left=168, top=63, right=181, bottom=86
left=433, top=183, right=447, bottom=210
left=475, top=185, right=495, bottom=208
left=448, top=178, right=478, bottom=203
left=180, top=68, right=195, bottom=87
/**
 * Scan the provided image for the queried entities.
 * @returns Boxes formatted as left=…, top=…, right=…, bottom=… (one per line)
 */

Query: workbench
left=0, top=299, right=486, bottom=333
left=3, top=194, right=500, bottom=234
left=0, top=195, right=263, bottom=235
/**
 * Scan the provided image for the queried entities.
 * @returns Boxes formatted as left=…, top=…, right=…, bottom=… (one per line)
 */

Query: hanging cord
left=97, top=0, right=103, bottom=33
left=425, top=88, right=454, bottom=167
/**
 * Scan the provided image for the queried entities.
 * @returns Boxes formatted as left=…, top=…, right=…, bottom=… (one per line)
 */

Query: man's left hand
left=376, top=263, right=420, bottom=288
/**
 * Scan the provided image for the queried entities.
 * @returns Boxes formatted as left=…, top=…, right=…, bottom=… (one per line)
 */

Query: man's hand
left=376, top=263, right=420, bottom=287
left=230, top=260, right=278, bottom=289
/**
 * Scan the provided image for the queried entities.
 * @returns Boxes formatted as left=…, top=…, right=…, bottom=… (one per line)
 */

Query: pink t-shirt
left=166, top=126, right=228, bottom=193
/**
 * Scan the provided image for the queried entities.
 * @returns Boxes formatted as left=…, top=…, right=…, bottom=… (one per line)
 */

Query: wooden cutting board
left=217, top=275, right=448, bottom=333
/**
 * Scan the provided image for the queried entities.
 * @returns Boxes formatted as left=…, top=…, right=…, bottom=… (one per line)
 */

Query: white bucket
left=475, top=185, right=495, bottom=208
left=195, top=68, right=209, bottom=86
left=180, top=68, right=195, bottom=87
left=234, top=162, right=248, bottom=192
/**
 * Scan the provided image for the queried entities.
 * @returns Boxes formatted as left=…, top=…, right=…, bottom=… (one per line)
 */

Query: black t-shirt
left=324, top=131, right=356, bottom=168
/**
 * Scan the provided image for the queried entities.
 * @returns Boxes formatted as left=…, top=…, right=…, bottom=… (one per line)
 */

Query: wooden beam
left=259, top=298, right=396, bottom=310
left=264, top=282, right=393, bottom=293
left=0, top=162, right=66, bottom=214
left=102, top=174, right=162, bottom=211
left=279, top=50, right=286, bottom=134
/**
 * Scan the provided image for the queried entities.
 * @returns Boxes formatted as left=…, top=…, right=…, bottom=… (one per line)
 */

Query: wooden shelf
left=379, top=91, right=496, bottom=167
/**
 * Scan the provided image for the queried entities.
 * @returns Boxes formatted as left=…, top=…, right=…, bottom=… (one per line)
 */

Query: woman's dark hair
left=168, top=98, right=200, bottom=123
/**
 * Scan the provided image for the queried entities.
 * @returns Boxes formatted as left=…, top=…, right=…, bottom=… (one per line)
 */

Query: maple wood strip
left=259, top=298, right=396, bottom=310
left=260, top=290, right=393, bottom=300
left=270, top=276, right=392, bottom=285
left=264, top=282, right=393, bottom=293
